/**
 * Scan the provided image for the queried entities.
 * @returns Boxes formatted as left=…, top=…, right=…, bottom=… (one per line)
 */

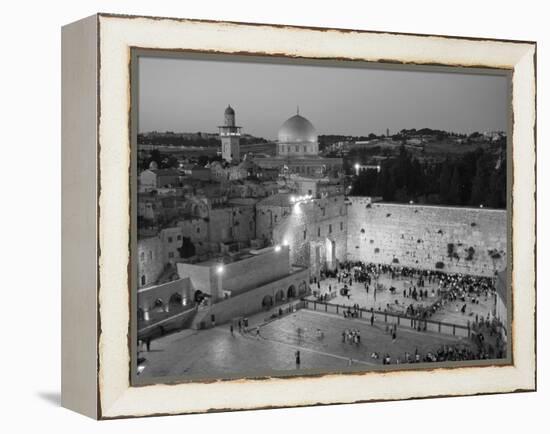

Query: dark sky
left=138, top=55, right=509, bottom=140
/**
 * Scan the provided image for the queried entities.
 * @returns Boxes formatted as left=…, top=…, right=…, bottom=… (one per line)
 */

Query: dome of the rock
left=277, top=114, right=317, bottom=144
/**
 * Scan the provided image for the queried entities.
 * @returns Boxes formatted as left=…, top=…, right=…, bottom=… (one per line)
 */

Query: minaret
left=218, top=105, right=242, bottom=163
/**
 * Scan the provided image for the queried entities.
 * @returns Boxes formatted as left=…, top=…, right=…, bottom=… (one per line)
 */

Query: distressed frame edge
left=92, top=14, right=536, bottom=419
left=61, top=13, right=101, bottom=419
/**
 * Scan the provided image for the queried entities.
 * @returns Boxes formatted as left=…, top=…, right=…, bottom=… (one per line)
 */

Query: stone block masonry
left=347, top=198, right=507, bottom=277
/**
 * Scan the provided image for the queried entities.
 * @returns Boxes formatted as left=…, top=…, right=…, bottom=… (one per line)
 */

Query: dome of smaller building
left=225, top=105, right=235, bottom=115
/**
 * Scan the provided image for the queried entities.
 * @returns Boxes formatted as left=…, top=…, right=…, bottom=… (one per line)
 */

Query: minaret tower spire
left=218, top=105, right=242, bottom=163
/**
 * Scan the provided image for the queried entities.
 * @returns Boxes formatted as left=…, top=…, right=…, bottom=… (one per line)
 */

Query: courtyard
left=138, top=307, right=474, bottom=380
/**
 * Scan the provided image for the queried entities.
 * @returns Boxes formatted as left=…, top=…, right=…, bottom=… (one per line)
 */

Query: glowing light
left=283, top=239, right=290, bottom=246
left=354, top=163, right=360, bottom=170
left=409, top=200, right=414, bottom=204
left=480, top=204, right=484, bottom=208
left=293, top=203, right=301, bottom=214
left=216, top=264, right=224, bottom=274
left=290, top=194, right=313, bottom=204
left=274, top=245, right=282, bottom=252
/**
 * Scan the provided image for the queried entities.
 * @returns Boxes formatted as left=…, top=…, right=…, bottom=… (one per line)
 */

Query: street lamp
left=216, top=264, right=224, bottom=301
left=354, top=163, right=360, bottom=176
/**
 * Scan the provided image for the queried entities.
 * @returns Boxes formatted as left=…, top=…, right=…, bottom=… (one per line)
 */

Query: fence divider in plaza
left=302, top=299, right=471, bottom=338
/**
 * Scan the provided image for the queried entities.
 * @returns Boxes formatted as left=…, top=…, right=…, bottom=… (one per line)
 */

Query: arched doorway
left=287, top=285, right=297, bottom=299
left=153, top=298, right=164, bottom=313
left=169, top=292, right=182, bottom=308
left=262, top=295, right=274, bottom=310
left=275, top=289, right=285, bottom=302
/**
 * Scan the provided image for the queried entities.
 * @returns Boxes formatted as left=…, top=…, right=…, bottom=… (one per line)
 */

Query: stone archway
left=287, top=285, right=297, bottom=299
left=153, top=298, right=165, bottom=313
left=169, top=292, right=182, bottom=308
left=262, top=295, right=274, bottom=310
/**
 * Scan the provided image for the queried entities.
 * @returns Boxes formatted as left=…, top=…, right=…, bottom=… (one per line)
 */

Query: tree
left=148, top=149, right=162, bottom=168
left=448, top=166, right=461, bottom=205
left=470, top=159, right=489, bottom=206
left=439, top=160, right=452, bottom=204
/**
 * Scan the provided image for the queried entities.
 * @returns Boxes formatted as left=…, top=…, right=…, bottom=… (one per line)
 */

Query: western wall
left=346, top=198, right=507, bottom=277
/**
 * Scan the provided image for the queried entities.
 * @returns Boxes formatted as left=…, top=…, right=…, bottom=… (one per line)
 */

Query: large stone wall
left=176, top=246, right=291, bottom=301
left=198, top=268, right=310, bottom=327
left=347, top=198, right=507, bottom=277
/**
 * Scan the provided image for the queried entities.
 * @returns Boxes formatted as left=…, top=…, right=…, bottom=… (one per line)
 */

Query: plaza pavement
left=139, top=307, right=472, bottom=380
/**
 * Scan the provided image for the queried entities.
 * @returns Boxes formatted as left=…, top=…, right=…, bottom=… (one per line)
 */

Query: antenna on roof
left=297, top=105, right=300, bottom=115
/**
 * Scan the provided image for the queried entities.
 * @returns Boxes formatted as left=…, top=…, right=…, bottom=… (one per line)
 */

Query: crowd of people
left=312, top=261, right=507, bottom=364
left=333, top=261, right=497, bottom=299
left=372, top=344, right=487, bottom=365
left=315, top=261, right=500, bottom=323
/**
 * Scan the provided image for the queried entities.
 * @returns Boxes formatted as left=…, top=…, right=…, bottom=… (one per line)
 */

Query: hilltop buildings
left=136, top=106, right=350, bottom=330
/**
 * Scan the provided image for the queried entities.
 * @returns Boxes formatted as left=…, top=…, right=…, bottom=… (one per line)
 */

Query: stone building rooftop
left=257, top=193, right=293, bottom=208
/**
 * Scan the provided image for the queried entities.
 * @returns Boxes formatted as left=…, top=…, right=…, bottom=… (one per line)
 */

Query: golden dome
left=278, top=114, right=317, bottom=144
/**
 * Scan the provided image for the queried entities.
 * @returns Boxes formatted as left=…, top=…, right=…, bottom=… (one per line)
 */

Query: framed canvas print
left=61, top=13, right=536, bottom=419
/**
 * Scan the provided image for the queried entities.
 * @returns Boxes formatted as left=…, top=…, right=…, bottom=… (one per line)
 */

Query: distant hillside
left=138, top=131, right=269, bottom=148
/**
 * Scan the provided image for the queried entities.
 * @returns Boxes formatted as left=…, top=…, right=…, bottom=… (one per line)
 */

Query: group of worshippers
left=342, top=328, right=361, bottom=345
left=343, top=304, right=362, bottom=318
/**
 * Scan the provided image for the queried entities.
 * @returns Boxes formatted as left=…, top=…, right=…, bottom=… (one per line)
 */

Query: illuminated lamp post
left=216, top=264, right=224, bottom=300
left=354, top=163, right=360, bottom=176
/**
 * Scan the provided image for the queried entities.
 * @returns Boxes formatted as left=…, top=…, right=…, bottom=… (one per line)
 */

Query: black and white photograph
left=3, top=0, right=544, bottom=428
left=134, top=54, right=510, bottom=382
